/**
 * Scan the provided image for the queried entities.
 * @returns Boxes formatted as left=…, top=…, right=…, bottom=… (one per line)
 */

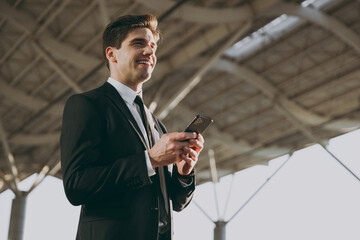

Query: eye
left=132, top=41, right=144, bottom=47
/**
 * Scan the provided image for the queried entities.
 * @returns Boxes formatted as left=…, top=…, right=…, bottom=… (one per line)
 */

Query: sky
left=0, top=129, right=359, bottom=240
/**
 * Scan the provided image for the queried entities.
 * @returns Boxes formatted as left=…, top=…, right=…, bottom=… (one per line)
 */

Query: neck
left=110, top=75, right=143, bottom=93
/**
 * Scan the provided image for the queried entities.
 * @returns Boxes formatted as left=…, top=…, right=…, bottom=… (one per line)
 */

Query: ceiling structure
left=0, top=0, right=359, bottom=195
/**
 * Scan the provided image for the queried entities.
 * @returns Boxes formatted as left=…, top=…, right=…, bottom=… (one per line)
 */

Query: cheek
left=124, top=57, right=134, bottom=68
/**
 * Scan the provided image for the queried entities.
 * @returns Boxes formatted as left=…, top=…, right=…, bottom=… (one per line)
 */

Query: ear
left=105, top=47, right=117, bottom=63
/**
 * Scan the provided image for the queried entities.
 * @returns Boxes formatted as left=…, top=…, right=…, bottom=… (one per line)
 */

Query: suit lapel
left=99, top=82, right=173, bottom=174
left=151, top=113, right=165, bottom=137
left=145, top=106, right=162, bottom=139
left=99, top=82, right=148, bottom=150
left=149, top=113, right=173, bottom=174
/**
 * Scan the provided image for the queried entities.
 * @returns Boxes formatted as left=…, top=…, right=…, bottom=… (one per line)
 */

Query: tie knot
left=134, top=95, right=144, bottom=106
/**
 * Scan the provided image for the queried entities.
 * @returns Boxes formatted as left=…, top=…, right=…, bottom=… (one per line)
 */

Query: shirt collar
left=107, top=77, right=142, bottom=104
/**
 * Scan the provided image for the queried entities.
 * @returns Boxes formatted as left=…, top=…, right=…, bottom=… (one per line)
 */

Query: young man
left=60, top=14, right=204, bottom=240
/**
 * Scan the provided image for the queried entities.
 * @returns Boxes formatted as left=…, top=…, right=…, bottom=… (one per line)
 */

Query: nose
left=143, top=45, right=154, bottom=56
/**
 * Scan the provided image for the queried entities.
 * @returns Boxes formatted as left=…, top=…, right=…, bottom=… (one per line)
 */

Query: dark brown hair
left=102, top=14, right=160, bottom=69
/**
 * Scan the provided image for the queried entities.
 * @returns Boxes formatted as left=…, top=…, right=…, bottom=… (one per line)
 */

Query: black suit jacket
left=60, top=82, right=195, bottom=240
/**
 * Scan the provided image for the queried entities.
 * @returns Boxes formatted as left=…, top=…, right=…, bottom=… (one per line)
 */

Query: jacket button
left=150, top=207, right=158, bottom=211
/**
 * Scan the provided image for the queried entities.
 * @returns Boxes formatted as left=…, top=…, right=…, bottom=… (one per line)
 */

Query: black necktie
left=134, top=96, right=153, bottom=147
left=134, top=96, right=169, bottom=233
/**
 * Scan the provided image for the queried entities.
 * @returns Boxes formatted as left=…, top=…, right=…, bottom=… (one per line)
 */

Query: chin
left=140, top=73, right=152, bottom=82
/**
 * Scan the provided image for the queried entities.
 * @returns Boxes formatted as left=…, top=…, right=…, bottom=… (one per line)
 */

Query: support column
left=214, top=221, right=227, bottom=240
left=8, top=192, right=27, bottom=240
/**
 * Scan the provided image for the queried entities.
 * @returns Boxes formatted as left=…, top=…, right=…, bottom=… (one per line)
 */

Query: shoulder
left=65, top=83, right=110, bottom=107
left=63, top=84, right=108, bottom=116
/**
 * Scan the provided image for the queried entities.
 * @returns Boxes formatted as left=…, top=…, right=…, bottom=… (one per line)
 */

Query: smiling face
left=106, top=28, right=158, bottom=92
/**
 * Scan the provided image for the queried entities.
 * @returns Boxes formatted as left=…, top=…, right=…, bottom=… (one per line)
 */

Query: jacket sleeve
left=60, top=95, right=151, bottom=206
left=168, top=166, right=195, bottom=212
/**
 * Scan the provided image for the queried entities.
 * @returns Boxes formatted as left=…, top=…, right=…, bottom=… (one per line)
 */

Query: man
left=60, top=14, right=204, bottom=240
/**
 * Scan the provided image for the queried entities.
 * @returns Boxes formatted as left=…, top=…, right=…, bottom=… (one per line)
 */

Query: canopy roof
left=0, top=0, right=359, bottom=193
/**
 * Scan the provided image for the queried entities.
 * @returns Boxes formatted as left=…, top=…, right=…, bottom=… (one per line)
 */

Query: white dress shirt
left=107, top=77, right=157, bottom=176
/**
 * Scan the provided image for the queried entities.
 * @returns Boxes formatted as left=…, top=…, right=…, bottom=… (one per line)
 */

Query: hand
left=148, top=132, right=198, bottom=168
left=176, top=134, right=204, bottom=176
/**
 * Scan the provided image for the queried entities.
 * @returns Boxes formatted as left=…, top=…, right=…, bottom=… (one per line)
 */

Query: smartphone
left=184, top=115, right=213, bottom=134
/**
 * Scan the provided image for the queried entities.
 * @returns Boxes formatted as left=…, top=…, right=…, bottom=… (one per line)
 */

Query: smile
left=136, top=59, right=153, bottom=66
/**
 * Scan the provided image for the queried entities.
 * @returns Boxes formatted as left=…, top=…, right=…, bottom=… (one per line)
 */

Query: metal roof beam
left=0, top=169, right=12, bottom=193
left=138, top=0, right=281, bottom=23
left=274, top=101, right=360, bottom=182
left=214, top=59, right=360, bottom=131
left=148, top=0, right=285, bottom=117
left=156, top=25, right=203, bottom=58
left=0, top=118, right=19, bottom=194
left=0, top=0, right=98, bottom=89
left=35, top=0, right=59, bottom=24
left=29, top=161, right=61, bottom=191
left=161, top=97, right=289, bottom=163
left=0, top=2, right=139, bottom=125
left=215, top=59, right=327, bottom=125
left=156, top=20, right=252, bottom=120
left=264, top=2, right=360, bottom=54
left=28, top=147, right=60, bottom=194
left=0, top=33, right=27, bottom=65
left=0, top=79, right=46, bottom=111
left=149, top=0, right=280, bottom=80
left=10, top=133, right=59, bottom=146
left=0, top=79, right=63, bottom=117
left=0, top=1, right=100, bottom=70
left=58, top=0, right=98, bottom=40
left=31, top=41, right=83, bottom=93
left=97, top=0, right=110, bottom=27
left=34, top=0, right=72, bottom=36
left=147, top=0, right=282, bottom=89
left=11, top=56, right=42, bottom=86
left=155, top=24, right=239, bottom=81
left=0, top=0, right=25, bottom=30
left=174, top=104, right=290, bottom=166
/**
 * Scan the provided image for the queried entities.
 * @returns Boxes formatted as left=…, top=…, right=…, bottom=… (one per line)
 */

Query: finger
left=180, top=154, right=194, bottom=166
left=176, top=149, right=187, bottom=159
left=166, top=138, right=189, bottom=151
left=188, top=139, right=203, bottom=150
left=188, top=140, right=203, bottom=154
left=175, top=141, right=191, bottom=149
left=173, top=132, right=197, bottom=141
left=197, top=134, right=204, bottom=143
left=184, top=147, right=199, bottom=161
left=183, top=146, right=198, bottom=159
